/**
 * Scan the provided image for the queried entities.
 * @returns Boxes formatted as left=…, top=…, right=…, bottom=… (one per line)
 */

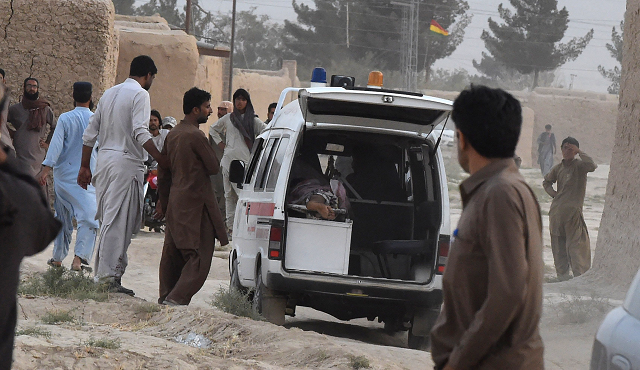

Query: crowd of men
left=0, top=55, right=597, bottom=369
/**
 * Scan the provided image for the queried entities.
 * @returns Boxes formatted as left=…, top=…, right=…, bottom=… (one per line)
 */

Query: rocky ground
left=12, top=146, right=617, bottom=369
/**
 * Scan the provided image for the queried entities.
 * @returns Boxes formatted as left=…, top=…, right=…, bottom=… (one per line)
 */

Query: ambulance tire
left=230, top=254, right=247, bottom=295
left=253, top=265, right=286, bottom=326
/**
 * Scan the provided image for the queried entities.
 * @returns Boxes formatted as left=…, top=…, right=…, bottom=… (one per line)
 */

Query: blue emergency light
left=311, top=67, right=327, bottom=84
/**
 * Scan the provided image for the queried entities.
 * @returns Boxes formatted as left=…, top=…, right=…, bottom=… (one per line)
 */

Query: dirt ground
left=13, top=145, right=618, bottom=369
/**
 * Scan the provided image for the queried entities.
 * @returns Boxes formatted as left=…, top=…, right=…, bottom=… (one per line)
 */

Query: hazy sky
left=137, top=0, right=626, bottom=93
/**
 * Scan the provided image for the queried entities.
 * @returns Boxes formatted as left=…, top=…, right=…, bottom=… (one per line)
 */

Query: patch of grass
left=210, top=287, right=262, bottom=321
left=348, top=355, right=370, bottom=369
left=83, top=337, right=121, bottom=349
left=19, top=267, right=111, bottom=302
left=134, top=303, right=162, bottom=316
left=554, top=293, right=612, bottom=325
left=314, top=350, right=331, bottom=362
left=41, top=309, right=75, bottom=325
left=16, top=326, right=52, bottom=338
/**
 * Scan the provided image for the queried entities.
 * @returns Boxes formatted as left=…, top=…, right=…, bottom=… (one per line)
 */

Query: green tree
left=132, top=1, right=285, bottom=71
left=472, top=52, right=556, bottom=90
left=283, top=0, right=470, bottom=82
left=112, top=0, right=136, bottom=15
left=135, top=0, right=183, bottom=28
left=598, top=21, right=623, bottom=94
left=198, top=9, right=285, bottom=70
left=476, top=0, right=593, bottom=89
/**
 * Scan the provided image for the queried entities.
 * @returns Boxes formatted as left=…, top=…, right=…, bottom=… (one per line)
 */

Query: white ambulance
left=227, top=72, right=452, bottom=349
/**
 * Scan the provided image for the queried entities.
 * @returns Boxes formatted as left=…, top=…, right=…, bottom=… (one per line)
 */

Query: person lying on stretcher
left=286, top=152, right=350, bottom=221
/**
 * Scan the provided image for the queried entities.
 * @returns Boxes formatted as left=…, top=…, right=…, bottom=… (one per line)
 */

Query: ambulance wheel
left=253, top=265, right=286, bottom=325
left=230, top=254, right=247, bottom=295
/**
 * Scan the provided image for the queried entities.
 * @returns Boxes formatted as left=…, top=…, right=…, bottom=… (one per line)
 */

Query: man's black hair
left=73, top=82, right=92, bottom=103
left=268, top=102, right=277, bottom=111
left=452, top=85, right=522, bottom=158
left=23, top=77, right=38, bottom=88
left=545, top=124, right=552, bottom=130
left=129, top=55, right=157, bottom=77
left=561, top=136, right=579, bottom=148
left=150, top=109, right=162, bottom=123
left=0, top=68, right=5, bottom=79
left=183, top=87, right=211, bottom=115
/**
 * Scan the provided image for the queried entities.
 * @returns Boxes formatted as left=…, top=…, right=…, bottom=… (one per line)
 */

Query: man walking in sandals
left=37, top=82, right=98, bottom=271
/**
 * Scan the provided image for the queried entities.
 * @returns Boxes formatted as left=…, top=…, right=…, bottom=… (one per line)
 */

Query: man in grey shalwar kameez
left=78, top=56, right=168, bottom=295
left=537, top=124, right=556, bottom=176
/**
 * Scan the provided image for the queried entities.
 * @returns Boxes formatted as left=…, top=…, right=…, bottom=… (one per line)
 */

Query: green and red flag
left=430, top=20, right=449, bottom=36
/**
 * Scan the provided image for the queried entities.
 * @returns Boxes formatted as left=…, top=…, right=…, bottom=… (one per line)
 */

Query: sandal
left=47, top=258, right=62, bottom=268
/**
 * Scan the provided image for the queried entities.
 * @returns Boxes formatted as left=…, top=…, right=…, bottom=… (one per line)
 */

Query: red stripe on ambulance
left=246, top=202, right=275, bottom=217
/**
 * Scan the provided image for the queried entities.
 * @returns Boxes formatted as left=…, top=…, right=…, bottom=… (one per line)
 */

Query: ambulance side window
left=244, top=138, right=265, bottom=184
left=254, top=137, right=279, bottom=191
left=265, top=136, right=290, bottom=192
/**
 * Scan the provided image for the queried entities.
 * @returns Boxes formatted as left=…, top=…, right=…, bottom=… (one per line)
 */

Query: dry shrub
left=554, top=293, right=612, bottom=324
left=210, top=287, right=262, bottom=321
left=83, top=337, right=121, bottom=349
left=15, top=326, right=52, bottom=338
left=19, top=267, right=110, bottom=301
left=348, top=354, right=371, bottom=369
left=41, top=309, right=75, bottom=325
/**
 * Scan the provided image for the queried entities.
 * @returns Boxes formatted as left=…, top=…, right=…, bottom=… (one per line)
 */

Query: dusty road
left=13, top=147, right=616, bottom=369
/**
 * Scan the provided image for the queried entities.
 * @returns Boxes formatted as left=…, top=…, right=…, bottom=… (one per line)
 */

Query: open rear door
left=298, top=88, right=452, bottom=135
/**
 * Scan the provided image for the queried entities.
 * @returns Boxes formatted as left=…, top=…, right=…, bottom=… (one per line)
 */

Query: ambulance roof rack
left=344, top=86, right=424, bottom=97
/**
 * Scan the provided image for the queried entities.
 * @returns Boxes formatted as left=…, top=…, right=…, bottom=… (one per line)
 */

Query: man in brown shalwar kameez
left=543, top=136, right=597, bottom=280
left=430, top=86, right=544, bottom=370
left=157, top=88, right=229, bottom=306
left=7, top=77, right=56, bottom=201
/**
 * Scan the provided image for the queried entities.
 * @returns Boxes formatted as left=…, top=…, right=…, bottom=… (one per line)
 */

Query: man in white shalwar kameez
left=37, top=82, right=98, bottom=272
left=78, top=56, right=168, bottom=295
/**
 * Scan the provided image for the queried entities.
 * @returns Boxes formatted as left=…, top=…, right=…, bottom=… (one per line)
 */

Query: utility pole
left=346, top=2, right=350, bottom=48
left=569, top=74, right=577, bottom=90
left=185, top=0, right=192, bottom=34
left=392, top=0, right=420, bottom=91
left=228, top=0, right=237, bottom=100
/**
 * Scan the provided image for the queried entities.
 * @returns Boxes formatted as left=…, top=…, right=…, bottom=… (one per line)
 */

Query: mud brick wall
left=0, top=0, right=117, bottom=116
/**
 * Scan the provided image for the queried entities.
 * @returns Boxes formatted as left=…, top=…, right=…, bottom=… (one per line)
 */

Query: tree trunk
left=590, top=0, right=640, bottom=288
left=532, top=69, right=539, bottom=90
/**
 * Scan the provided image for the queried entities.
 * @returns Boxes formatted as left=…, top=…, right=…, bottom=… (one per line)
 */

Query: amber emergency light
left=367, top=71, right=384, bottom=88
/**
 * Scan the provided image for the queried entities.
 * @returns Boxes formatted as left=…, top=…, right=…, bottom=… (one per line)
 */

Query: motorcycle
left=142, top=162, right=165, bottom=232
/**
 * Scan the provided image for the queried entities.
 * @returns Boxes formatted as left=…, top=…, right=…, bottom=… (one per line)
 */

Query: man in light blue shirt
left=36, top=82, right=98, bottom=271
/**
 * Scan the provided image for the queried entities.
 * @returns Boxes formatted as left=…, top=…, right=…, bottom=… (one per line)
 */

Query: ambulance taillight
left=436, top=234, right=450, bottom=274
left=268, top=225, right=283, bottom=260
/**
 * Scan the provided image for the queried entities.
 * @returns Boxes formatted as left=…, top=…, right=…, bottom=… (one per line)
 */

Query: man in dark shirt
left=0, top=82, right=61, bottom=369
left=430, top=85, right=544, bottom=370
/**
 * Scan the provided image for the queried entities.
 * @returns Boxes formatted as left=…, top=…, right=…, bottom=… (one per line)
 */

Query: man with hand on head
left=543, top=136, right=597, bottom=280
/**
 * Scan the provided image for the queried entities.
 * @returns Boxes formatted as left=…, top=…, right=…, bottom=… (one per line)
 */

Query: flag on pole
left=430, top=20, right=449, bottom=36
